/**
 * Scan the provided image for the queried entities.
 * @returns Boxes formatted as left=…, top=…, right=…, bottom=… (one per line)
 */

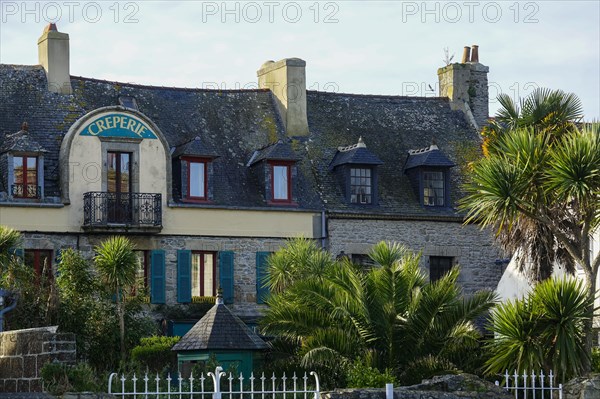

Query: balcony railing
left=11, top=184, right=41, bottom=198
left=83, top=192, right=162, bottom=229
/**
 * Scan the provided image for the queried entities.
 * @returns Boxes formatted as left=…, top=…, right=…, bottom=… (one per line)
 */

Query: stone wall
left=18, top=232, right=290, bottom=319
left=0, top=326, right=76, bottom=392
left=328, top=218, right=503, bottom=294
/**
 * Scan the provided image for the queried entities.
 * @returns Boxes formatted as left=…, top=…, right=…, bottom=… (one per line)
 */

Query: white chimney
left=38, top=23, right=72, bottom=94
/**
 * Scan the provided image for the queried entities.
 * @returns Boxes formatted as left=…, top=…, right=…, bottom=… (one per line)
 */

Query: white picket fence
left=108, top=366, right=320, bottom=399
left=495, top=370, right=563, bottom=399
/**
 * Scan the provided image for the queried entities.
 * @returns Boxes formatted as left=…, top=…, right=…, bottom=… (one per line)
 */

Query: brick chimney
left=38, top=23, right=72, bottom=94
left=257, top=58, right=309, bottom=137
left=438, top=44, right=489, bottom=130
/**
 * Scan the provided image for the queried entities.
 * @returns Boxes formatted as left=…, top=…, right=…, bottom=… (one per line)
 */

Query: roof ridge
left=71, top=75, right=271, bottom=93
left=307, top=90, right=449, bottom=101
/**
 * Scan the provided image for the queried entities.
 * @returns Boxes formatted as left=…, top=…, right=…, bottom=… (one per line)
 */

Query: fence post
left=209, top=366, right=225, bottom=399
left=386, top=383, right=393, bottom=399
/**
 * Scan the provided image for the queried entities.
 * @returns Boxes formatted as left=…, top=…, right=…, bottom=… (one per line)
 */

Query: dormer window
left=404, top=144, right=455, bottom=208
left=247, top=140, right=300, bottom=206
left=330, top=137, right=383, bottom=206
left=13, top=155, right=39, bottom=198
left=271, top=162, right=292, bottom=202
left=172, top=137, right=219, bottom=203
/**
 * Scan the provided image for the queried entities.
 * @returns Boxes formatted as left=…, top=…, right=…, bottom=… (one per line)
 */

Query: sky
left=1, top=1, right=599, bottom=119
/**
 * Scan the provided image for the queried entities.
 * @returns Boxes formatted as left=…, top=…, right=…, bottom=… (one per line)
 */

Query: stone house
left=0, top=25, right=501, bottom=324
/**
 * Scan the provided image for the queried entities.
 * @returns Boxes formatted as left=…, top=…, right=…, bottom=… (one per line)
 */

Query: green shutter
left=219, top=251, right=234, bottom=304
left=177, top=250, right=192, bottom=303
left=54, top=249, right=62, bottom=278
left=150, top=250, right=166, bottom=304
left=256, top=252, right=271, bottom=304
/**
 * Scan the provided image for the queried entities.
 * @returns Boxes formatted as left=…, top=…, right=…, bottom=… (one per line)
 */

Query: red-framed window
left=191, top=251, right=217, bottom=297
left=24, top=249, right=53, bottom=284
left=184, top=157, right=209, bottom=201
left=269, top=161, right=293, bottom=203
left=13, top=155, right=38, bottom=198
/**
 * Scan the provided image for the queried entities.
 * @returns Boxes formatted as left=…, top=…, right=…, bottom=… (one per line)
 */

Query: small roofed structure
left=172, top=292, right=270, bottom=377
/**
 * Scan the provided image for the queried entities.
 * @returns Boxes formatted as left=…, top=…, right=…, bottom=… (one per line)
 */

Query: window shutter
left=54, top=249, right=62, bottom=278
left=177, top=250, right=192, bottom=303
left=12, top=248, right=24, bottom=259
left=219, top=251, right=234, bottom=304
left=256, top=252, right=270, bottom=304
left=150, top=250, right=166, bottom=304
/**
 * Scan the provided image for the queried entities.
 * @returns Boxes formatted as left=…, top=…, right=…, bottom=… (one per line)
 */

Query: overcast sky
left=1, top=1, right=599, bottom=119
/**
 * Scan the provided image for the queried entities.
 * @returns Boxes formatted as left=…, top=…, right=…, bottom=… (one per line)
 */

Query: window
left=351, top=254, right=375, bottom=269
left=423, top=171, right=445, bottom=206
left=191, top=251, right=217, bottom=297
left=270, top=162, right=292, bottom=203
left=350, top=168, right=372, bottom=204
left=184, top=158, right=208, bottom=201
left=133, top=250, right=150, bottom=295
left=429, top=256, right=453, bottom=282
left=24, top=249, right=53, bottom=284
left=13, top=155, right=38, bottom=198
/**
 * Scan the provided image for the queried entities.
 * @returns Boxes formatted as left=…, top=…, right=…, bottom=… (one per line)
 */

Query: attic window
left=423, top=171, right=445, bottom=206
left=119, top=96, right=138, bottom=110
left=350, top=167, right=372, bottom=204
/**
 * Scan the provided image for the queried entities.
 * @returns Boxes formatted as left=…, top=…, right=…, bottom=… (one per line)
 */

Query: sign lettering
left=80, top=113, right=157, bottom=139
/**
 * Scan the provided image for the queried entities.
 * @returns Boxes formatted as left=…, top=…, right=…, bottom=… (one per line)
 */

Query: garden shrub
left=131, top=335, right=181, bottom=372
left=344, top=359, right=397, bottom=388
left=41, top=362, right=100, bottom=395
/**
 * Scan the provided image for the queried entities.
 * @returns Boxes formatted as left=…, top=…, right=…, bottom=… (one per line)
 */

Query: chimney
left=437, top=44, right=489, bottom=130
left=461, top=46, right=471, bottom=63
left=38, top=23, right=72, bottom=94
left=257, top=58, right=309, bottom=137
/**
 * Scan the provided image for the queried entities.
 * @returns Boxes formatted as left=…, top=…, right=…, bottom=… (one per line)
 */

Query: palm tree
left=480, top=88, right=585, bottom=281
left=260, top=239, right=496, bottom=384
left=94, top=236, right=138, bottom=362
left=0, top=226, right=21, bottom=271
left=462, top=122, right=600, bottom=371
left=485, top=278, right=592, bottom=383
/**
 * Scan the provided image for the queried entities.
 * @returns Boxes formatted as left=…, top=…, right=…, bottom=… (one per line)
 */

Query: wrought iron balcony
left=11, top=184, right=41, bottom=199
left=83, top=192, right=162, bottom=232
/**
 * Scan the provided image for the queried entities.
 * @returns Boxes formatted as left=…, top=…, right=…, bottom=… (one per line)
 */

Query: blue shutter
left=150, top=250, right=166, bottom=304
left=256, top=252, right=271, bottom=304
left=177, top=250, right=192, bottom=303
left=12, top=248, right=24, bottom=259
left=219, top=251, right=234, bottom=304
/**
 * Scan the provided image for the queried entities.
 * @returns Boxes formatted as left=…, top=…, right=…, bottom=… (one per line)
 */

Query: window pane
left=120, top=153, right=130, bottom=193
left=203, top=254, right=215, bottom=296
left=423, top=171, right=444, bottom=207
left=273, top=165, right=289, bottom=200
left=350, top=168, right=372, bottom=204
left=191, top=254, right=201, bottom=297
left=107, top=153, right=117, bottom=193
left=13, top=157, right=24, bottom=184
left=190, top=162, right=205, bottom=198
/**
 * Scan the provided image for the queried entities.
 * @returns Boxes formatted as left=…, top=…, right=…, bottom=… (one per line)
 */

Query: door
left=107, top=151, right=132, bottom=223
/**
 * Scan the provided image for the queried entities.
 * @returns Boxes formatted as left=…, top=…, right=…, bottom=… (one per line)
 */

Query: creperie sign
left=80, top=113, right=157, bottom=139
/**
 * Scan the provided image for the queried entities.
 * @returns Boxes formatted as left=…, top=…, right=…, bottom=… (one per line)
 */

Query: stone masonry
left=328, top=218, right=503, bottom=294
left=0, top=326, right=76, bottom=393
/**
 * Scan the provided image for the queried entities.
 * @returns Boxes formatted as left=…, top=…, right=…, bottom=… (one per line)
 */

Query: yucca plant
left=261, top=238, right=496, bottom=386
left=485, top=278, right=592, bottom=382
left=94, top=236, right=138, bottom=362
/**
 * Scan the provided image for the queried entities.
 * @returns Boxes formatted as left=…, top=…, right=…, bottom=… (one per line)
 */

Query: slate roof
left=0, top=64, right=482, bottom=219
left=329, top=138, right=384, bottom=170
left=172, top=299, right=270, bottom=351
left=0, top=126, right=48, bottom=154
left=404, top=144, right=456, bottom=170
left=172, top=136, right=220, bottom=159
left=247, top=139, right=301, bottom=166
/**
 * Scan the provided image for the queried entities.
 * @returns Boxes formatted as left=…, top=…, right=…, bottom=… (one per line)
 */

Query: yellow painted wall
left=0, top=205, right=318, bottom=238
